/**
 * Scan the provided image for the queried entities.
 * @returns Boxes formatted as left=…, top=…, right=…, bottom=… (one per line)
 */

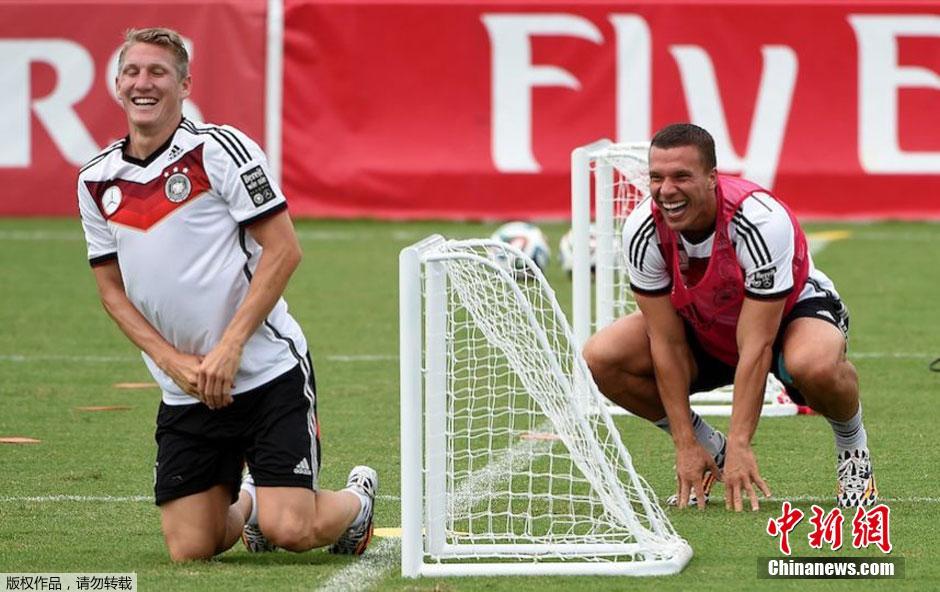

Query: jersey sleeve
left=622, top=199, right=670, bottom=295
left=205, top=125, right=288, bottom=225
left=730, top=192, right=795, bottom=299
left=77, top=175, right=117, bottom=266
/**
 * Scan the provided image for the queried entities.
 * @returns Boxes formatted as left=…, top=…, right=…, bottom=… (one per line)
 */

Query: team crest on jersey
left=101, top=185, right=123, bottom=216
left=163, top=168, right=192, bottom=203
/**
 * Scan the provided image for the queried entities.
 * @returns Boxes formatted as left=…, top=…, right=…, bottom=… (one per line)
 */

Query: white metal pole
left=265, top=0, right=284, bottom=184
left=571, top=147, right=591, bottom=349
left=595, top=161, right=615, bottom=331
left=423, top=260, right=447, bottom=557
left=399, top=246, right=423, bottom=578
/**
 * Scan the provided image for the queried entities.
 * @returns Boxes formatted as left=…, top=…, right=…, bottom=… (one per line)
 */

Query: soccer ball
left=558, top=225, right=596, bottom=275
left=489, top=221, right=551, bottom=274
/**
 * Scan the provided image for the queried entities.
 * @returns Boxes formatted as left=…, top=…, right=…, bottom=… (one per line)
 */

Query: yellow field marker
left=808, top=230, right=852, bottom=242
left=374, top=527, right=403, bottom=538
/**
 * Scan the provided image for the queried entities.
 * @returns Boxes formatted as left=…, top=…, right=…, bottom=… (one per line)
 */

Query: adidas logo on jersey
left=293, top=458, right=313, bottom=476
left=167, top=144, right=183, bottom=162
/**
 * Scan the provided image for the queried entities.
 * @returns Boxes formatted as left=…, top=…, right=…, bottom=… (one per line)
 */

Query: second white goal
left=570, top=139, right=799, bottom=418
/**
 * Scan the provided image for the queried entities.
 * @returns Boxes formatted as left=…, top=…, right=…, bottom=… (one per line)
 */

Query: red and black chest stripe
left=85, top=145, right=211, bottom=231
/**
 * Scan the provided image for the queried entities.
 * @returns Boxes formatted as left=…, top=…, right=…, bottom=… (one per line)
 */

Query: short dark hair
left=650, top=123, right=716, bottom=171
left=118, top=28, right=190, bottom=80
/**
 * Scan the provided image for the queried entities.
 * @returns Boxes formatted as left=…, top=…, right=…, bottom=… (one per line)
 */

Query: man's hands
left=723, top=441, right=771, bottom=512
left=159, top=342, right=242, bottom=410
left=674, top=440, right=771, bottom=511
left=160, top=351, right=203, bottom=398
left=674, top=443, right=722, bottom=510
left=196, top=338, right=243, bottom=410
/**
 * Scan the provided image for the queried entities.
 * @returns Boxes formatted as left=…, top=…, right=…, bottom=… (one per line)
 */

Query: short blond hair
left=118, top=28, right=190, bottom=79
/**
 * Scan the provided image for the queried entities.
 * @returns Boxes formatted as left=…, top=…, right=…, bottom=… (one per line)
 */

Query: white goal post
left=570, top=139, right=798, bottom=417
left=400, top=235, right=692, bottom=577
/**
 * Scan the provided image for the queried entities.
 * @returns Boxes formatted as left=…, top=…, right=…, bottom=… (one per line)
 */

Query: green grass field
left=1, top=217, right=937, bottom=591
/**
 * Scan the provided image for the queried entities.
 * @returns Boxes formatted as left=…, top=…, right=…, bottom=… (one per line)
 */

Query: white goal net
left=570, top=139, right=796, bottom=417
left=400, top=235, right=691, bottom=577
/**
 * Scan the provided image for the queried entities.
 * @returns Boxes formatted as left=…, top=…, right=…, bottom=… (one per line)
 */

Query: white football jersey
left=78, top=119, right=307, bottom=405
left=623, top=193, right=840, bottom=302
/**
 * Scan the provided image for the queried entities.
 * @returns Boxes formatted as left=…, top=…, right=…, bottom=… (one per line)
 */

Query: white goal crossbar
left=570, top=139, right=799, bottom=417
left=400, top=235, right=692, bottom=577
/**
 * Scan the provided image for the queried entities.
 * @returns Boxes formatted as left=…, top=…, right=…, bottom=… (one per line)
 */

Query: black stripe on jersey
left=181, top=120, right=245, bottom=167
left=215, top=126, right=251, bottom=163
left=629, top=215, right=656, bottom=272
left=635, top=224, right=657, bottom=273
left=237, top=228, right=312, bottom=380
left=181, top=120, right=250, bottom=167
left=750, top=194, right=774, bottom=212
left=744, top=287, right=791, bottom=300
left=264, top=319, right=309, bottom=377
left=630, top=282, right=671, bottom=296
left=89, top=252, right=118, bottom=267
left=79, top=140, right=125, bottom=174
left=239, top=202, right=287, bottom=228
left=238, top=227, right=253, bottom=280
left=732, top=211, right=772, bottom=267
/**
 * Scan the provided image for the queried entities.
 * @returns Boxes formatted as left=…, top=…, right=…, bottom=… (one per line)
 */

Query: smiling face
left=115, top=42, right=190, bottom=139
left=648, top=144, right=718, bottom=240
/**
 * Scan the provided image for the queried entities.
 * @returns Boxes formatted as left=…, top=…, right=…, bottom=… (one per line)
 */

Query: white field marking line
left=314, top=537, right=400, bottom=592
left=448, top=424, right=556, bottom=517
left=0, top=495, right=151, bottom=503
left=313, top=424, right=559, bottom=591
left=0, top=354, right=138, bottom=363
left=765, top=495, right=940, bottom=504
left=325, top=355, right=398, bottom=362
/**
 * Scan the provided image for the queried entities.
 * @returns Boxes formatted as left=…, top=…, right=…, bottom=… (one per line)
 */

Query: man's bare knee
left=785, top=352, right=842, bottom=392
left=582, top=335, right=608, bottom=375
left=265, top=520, right=315, bottom=551
left=165, top=535, right=218, bottom=562
left=261, top=504, right=339, bottom=551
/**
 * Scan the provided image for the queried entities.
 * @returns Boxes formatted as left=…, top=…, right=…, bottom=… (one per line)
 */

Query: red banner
left=2, top=1, right=939, bottom=219
left=0, top=1, right=266, bottom=216
left=281, top=1, right=940, bottom=219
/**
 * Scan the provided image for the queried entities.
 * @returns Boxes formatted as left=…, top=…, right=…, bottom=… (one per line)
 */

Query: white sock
left=345, top=487, right=370, bottom=526
left=827, top=405, right=867, bottom=453
left=240, top=477, right=259, bottom=526
left=655, top=411, right=724, bottom=458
